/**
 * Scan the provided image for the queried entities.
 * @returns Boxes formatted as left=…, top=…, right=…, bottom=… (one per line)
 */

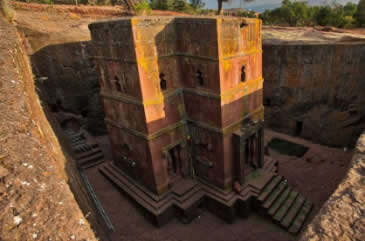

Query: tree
left=190, top=0, right=204, bottom=10
left=355, top=0, right=365, bottom=26
left=259, top=0, right=358, bottom=28
left=317, top=6, right=333, bottom=26
left=168, top=0, right=187, bottom=11
left=217, top=0, right=255, bottom=15
left=151, top=0, right=168, bottom=10
left=134, top=0, right=152, bottom=15
left=217, top=0, right=223, bottom=15
left=344, top=2, right=357, bottom=16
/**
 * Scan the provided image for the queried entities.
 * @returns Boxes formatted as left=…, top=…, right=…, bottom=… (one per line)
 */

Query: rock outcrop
left=0, top=17, right=99, bottom=241
left=300, top=130, right=365, bottom=241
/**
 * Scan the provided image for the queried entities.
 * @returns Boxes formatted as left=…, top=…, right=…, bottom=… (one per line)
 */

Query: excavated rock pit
left=262, top=26, right=365, bottom=148
left=1, top=5, right=364, bottom=241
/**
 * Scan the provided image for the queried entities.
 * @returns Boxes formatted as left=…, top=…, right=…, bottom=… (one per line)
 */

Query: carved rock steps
left=63, top=128, right=105, bottom=169
left=257, top=175, right=313, bottom=234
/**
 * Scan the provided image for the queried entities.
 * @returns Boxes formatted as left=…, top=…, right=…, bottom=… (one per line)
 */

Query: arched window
left=114, top=76, right=122, bottom=92
left=159, top=73, right=167, bottom=90
left=196, top=70, right=204, bottom=86
left=241, top=66, right=246, bottom=83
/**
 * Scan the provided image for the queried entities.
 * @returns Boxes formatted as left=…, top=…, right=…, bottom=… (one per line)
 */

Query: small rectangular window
left=160, top=73, right=167, bottom=90
left=241, top=66, right=246, bottom=83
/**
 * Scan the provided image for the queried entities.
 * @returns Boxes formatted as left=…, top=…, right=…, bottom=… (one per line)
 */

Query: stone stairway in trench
left=255, top=175, right=314, bottom=234
left=63, top=128, right=104, bottom=169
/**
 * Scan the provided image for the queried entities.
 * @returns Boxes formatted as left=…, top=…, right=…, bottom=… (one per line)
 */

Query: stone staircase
left=255, top=175, right=313, bottom=234
left=63, top=128, right=104, bottom=169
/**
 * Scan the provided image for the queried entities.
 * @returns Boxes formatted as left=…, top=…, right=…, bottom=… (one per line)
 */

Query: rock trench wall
left=19, top=26, right=107, bottom=136
left=30, top=40, right=106, bottom=135
left=300, top=130, right=365, bottom=241
left=263, top=44, right=365, bottom=147
left=0, top=18, right=101, bottom=241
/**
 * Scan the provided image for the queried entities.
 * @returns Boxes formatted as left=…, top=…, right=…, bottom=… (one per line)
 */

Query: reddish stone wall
left=103, top=98, right=147, bottom=133
left=217, top=18, right=264, bottom=189
left=145, top=93, right=185, bottom=134
left=190, top=125, right=225, bottom=186
left=148, top=125, right=187, bottom=193
left=184, top=92, right=222, bottom=127
left=107, top=123, right=157, bottom=191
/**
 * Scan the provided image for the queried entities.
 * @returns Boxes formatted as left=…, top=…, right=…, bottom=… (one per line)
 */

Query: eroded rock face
left=263, top=44, right=365, bottom=147
left=300, top=131, right=365, bottom=241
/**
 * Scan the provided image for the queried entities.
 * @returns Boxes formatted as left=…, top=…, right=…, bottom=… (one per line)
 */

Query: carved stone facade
left=89, top=16, right=268, bottom=225
left=89, top=16, right=263, bottom=194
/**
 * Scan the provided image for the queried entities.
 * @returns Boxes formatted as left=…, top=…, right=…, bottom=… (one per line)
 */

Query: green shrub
left=190, top=0, right=204, bottom=10
left=134, top=0, right=151, bottom=15
left=167, top=0, right=187, bottom=11
left=40, top=0, right=53, bottom=4
left=343, top=15, right=356, bottom=28
left=236, top=10, right=257, bottom=18
left=151, top=0, right=203, bottom=14
left=151, top=0, right=168, bottom=10
left=355, top=0, right=365, bottom=26
left=259, top=0, right=360, bottom=28
left=0, top=0, right=15, bottom=21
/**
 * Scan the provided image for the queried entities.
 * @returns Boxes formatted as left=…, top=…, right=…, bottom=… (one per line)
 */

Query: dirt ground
left=262, top=26, right=365, bottom=44
left=84, top=129, right=352, bottom=241
left=264, top=129, right=353, bottom=212
left=12, top=1, right=189, bottom=17
left=13, top=3, right=365, bottom=52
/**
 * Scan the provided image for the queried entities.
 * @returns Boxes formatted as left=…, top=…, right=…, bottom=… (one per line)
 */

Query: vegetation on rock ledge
left=0, top=0, right=15, bottom=20
left=356, top=0, right=365, bottom=27
left=150, top=0, right=206, bottom=14
left=134, top=0, right=152, bottom=15
left=260, top=0, right=361, bottom=28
